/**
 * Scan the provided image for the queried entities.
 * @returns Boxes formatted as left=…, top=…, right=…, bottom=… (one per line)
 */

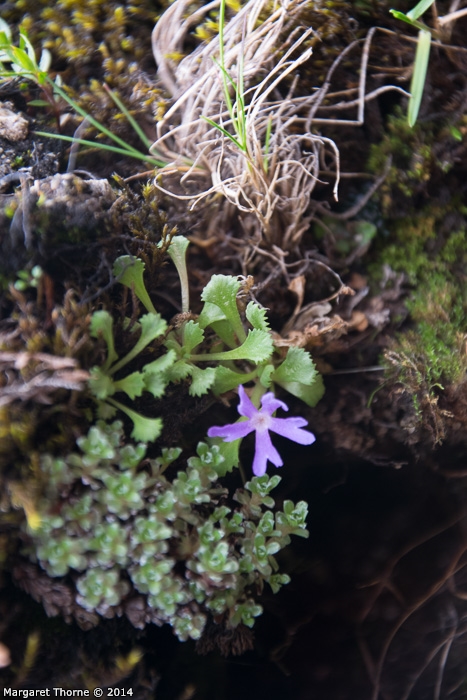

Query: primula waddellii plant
left=24, top=235, right=323, bottom=643
left=88, top=235, right=322, bottom=466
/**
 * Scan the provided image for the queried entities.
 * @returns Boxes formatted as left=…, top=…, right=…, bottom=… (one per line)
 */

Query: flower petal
left=269, top=416, right=316, bottom=445
left=260, top=391, right=289, bottom=415
left=237, top=384, right=258, bottom=419
left=208, top=418, right=253, bottom=442
left=252, top=429, right=283, bottom=476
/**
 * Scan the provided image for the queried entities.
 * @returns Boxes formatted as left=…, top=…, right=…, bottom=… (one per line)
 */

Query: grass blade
left=407, top=0, right=435, bottom=21
left=49, top=79, right=153, bottom=156
left=104, top=85, right=152, bottom=150
left=408, top=29, right=431, bottom=127
left=34, top=131, right=167, bottom=166
left=202, top=117, right=246, bottom=152
left=389, top=10, right=431, bottom=31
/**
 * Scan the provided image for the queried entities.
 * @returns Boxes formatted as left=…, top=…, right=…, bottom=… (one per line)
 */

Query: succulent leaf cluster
left=26, top=422, right=308, bottom=641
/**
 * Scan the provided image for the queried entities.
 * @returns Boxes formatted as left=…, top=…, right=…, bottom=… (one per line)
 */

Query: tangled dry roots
left=151, top=0, right=340, bottom=250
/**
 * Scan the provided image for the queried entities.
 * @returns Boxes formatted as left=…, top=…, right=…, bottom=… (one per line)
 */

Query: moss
left=367, top=108, right=435, bottom=207
left=371, top=205, right=467, bottom=440
left=365, top=81, right=467, bottom=437
left=7, top=0, right=160, bottom=71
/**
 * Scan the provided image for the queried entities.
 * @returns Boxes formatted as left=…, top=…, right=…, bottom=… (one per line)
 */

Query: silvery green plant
left=25, top=421, right=309, bottom=641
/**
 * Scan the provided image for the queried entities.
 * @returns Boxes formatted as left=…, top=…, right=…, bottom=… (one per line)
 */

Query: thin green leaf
left=406, top=0, right=435, bottom=21
left=202, top=116, right=246, bottom=152
left=0, top=20, right=12, bottom=41
left=389, top=10, right=431, bottom=31
left=104, top=86, right=152, bottom=150
left=10, top=46, right=36, bottom=73
left=27, top=99, right=51, bottom=107
left=47, top=80, right=167, bottom=166
left=38, top=47, right=52, bottom=73
left=19, top=32, right=36, bottom=62
left=263, top=115, right=273, bottom=172
left=218, top=0, right=234, bottom=118
left=34, top=131, right=165, bottom=165
left=408, top=29, right=431, bottom=127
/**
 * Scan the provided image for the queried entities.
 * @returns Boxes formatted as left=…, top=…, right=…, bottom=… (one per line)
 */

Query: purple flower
left=207, top=385, right=316, bottom=477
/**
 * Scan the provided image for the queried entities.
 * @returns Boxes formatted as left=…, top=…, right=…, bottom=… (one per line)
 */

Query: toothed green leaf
left=232, top=328, right=274, bottom=362
left=197, top=301, right=226, bottom=329
left=201, top=275, right=245, bottom=341
left=189, top=365, right=217, bottom=396
left=258, top=363, right=275, bottom=388
left=271, top=347, right=318, bottom=385
left=209, top=319, right=237, bottom=348
left=143, top=372, right=168, bottom=398
left=142, top=350, right=176, bottom=397
left=108, top=398, right=162, bottom=442
left=113, top=371, right=145, bottom=400
left=182, top=321, right=204, bottom=354
left=143, top=349, right=177, bottom=375
left=165, top=236, right=190, bottom=313
left=166, top=360, right=193, bottom=381
left=245, top=302, right=270, bottom=331
left=89, top=367, right=115, bottom=400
